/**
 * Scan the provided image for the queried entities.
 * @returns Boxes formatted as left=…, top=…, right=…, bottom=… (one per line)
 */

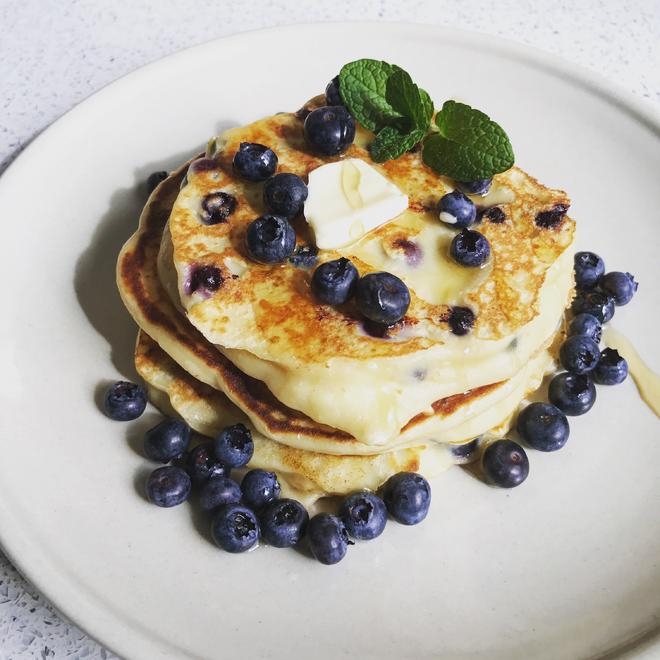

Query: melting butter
left=304, top=159, right=408, bottom=250
left=341, top=158, right=363, bottom=209
left=345, top=210, right=490, bottom=305
left=602, top=327, right=660, bottom=418
left=468, top=185, right=516, bottom=207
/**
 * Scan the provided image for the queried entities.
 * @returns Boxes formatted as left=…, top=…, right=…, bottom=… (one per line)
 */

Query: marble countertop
left=1, top=0, right=658, bottom=657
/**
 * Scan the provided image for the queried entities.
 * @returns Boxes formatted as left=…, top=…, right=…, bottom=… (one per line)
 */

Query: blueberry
left=355, top=272, right=411, bottom=324
left=600, top=271, right=638, bottom=306
left=457, top=178, right=492, bottom=196
left=186, top=442, right=228, bottom=485
left=382, top=472, right=431, bottom=525
left=214, top=423, right=254, bottom=468
left=568, top=313, right=602, bottom=343
left=263, top=173, right=308, bottom=218
left=559, top=335, right=601, bottom=374
left=516, top=402, right=569, bottom=452
left=339, top=491, right=387, bottom=540
left=188, top=157, right=219, bottom=176
left=200, top=475, right=242, bottom=512
left=574, top=251, right=605, bottom=290
left=311, top=258, right=359, bottom=305
left=362, top=319, right=396, bottom=338
left=200, top=192, right=237, bottom=225
left=479, top=206, right=506, bottom=223
left=450, top=229, right=490, bottom=267
left=304, top=106, right=355, bottom=156
left=307, top=513, right=351, bottom=565
left=289, top=244, right=318, bottom=269
left=259, top=498, right=309, bottom=548
left=572, top=290, right=615, bottom=323
left=146, top=466, right=191, bottom=507
left=593, top=348, right=628, bottom=385
left=211, top=504, right=260, bottom=553
left=103, top=381, right=147, bottom=421
left=232, top=142, right=278, bottom=182
left=146, top=170, right=168, bottom=193
left=325, top=75, right=343, bottom=106
left=245, top=215, right=296, bottom=264
left=447, top=306, right=476, bottom=336
left=188, top=265, right=223, bottom=294
left=438, top=191, right=477, bottom=228
left=482, top=439, right=529, bottom=488
left=548, top=372, right=596, bottom=416
left=535, top=204, right=569, bottom=229
left=241, top=469, right=281, bottom=509
left=143, top=419, right=191, bottom=463
left=450, top=437, right=480, bottom=463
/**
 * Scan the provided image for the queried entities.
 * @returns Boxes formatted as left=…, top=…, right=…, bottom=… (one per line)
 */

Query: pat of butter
left=304, top=158, right=409, bottom=250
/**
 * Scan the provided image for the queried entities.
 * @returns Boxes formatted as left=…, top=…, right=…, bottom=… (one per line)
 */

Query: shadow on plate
left=74, top=148, right=199, bottom=379
left=188, top=497, right=215, bottom=545
left=132, top=465, right=153, bottom=502
left=126, top=410, right=165, bottom=457
left=72, top=122, right=241, bottom=381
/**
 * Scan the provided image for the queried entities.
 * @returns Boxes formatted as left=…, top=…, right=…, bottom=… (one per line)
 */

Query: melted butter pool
left=344, top=209, right=491, bottom=305
left=603, top=326, right=660, bottom=418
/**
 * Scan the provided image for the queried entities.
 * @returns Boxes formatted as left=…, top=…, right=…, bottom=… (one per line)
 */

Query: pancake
left=164, top=97, right=575, bottom=444
left=135, top=330, right=454, bottom=506
left=117, top=165, right=557, bottom=456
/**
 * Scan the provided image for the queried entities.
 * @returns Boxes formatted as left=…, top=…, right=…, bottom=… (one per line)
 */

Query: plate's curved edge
left=1, top=21, right=659, bottom=197
left=0, top=21, right=659, bottom=660
left=595, top=624, right=660, bottom=660
left=0, top=503, right=190, bottom=660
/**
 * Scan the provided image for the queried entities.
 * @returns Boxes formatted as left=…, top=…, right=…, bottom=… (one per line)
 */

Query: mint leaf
left=419, top=88, right=434, bottom=124
left=339, top=59, right=403, bottom=132
left=339, top=59, right=436, bottom=164
left=370, top=126, right=426, bottom=163
left=385, top=70, right=432, bottom=132
left=422, top=100, right=514, bottom=180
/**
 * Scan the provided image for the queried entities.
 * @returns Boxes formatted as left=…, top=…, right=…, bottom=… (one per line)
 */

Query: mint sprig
left=337, top=59, right=515, bottom=178
left=385, top=70, right=433, bottom=133
left=422, top=101, right=514, bottom=180
left=338, top=59, right=403, bottom=132
left=371, top=127, right=426, bottom=163
left=339, top=59, right=432, bottom=161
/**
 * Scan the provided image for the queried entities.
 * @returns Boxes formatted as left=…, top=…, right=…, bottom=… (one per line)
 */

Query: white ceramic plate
left=0, top=23, right=659, bottom=660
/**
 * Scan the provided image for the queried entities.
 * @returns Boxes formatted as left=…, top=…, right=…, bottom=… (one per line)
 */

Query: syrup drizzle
left=602, top=327, right=660, bottom=418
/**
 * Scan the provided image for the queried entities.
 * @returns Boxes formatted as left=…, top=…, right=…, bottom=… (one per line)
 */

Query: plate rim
left=1, top=21, right=659, bottom=660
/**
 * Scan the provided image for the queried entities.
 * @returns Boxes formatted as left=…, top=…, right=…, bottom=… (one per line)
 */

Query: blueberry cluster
left=180, top=144, right=311, bottom=268
left=138, top=419, right=297, bottom=553
left=308, top=473, right=431, bottom=565
left=478, top=250, right=637, bottom=488
left=229, top=143, right=307, bottom=265
left=148, top=419, right=433, bottom=562
left=437, top=190, right=492, bottom=268
left=311, top=259, right=411, bottom=326
left=102, top=386, right=432, bottom=564
left=549, top=251, right=635, bottom=408
left=434, top=189, right=498, bottom=336
left=229, top=94, right=355, bottom=266
left=572, top=251, right=638, bottom=318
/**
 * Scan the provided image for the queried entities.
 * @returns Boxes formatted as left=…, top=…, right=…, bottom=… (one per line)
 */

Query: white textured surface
left=0, top=1, right=658, bottom=657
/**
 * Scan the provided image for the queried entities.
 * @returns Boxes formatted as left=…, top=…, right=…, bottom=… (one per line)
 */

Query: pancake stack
left=117, top=95, right=575, bottom=504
